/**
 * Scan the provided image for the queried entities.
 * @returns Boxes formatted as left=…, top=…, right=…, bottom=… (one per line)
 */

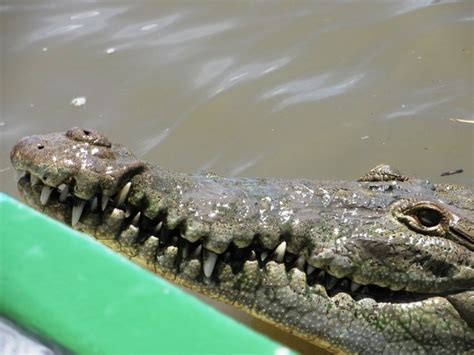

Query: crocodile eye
left=393, top=201, right=449, bottom=236
left=415, top=208, right=442, bottom=228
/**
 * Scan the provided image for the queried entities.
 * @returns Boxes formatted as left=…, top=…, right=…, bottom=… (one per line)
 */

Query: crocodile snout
left=11, top=135, right=48, bottom=172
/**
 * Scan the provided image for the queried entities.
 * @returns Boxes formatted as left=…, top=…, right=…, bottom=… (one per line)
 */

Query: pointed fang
left=72, top=200, right=86, bottom=226
left=58, top=184, right=69, bottom=202
left=132, top=212, right=141, bottom=226
left=155, top=221, right=163, bottom=233
left=90, top=196, right=98, bottom=211
left=203, top=250, right=218, bottom=278
left=31, top=175, right=40, bottom=186
left=101, top=193, right=110, bottom=211
left=192, top=244, right=202, bottom=258
left=116, top=182, right=131, bottom=207
left=273, top=241, right=286, bottom=263
left=40, top=185, right=53, bottom=205
left=295, top=255, right=306, bottom=270
left=180, top=236, right=190, bottom=258
left=260, top=251, right=268, bottom=261
left=306, top=265, right=315, bottom=275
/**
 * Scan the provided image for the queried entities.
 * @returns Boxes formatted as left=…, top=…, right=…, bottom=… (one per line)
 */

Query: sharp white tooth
left=180, top=235, right=190, bottom=258
left=203, top=250, right=218, bottom=278
left=59, top=184, right=69, bottom=202
left=306, top=265, right=315, bottom=275
left=192, top=244, right=202, bottom=258
left=132, top=212, right=141, bottom=226
left=31, top=175, right=40, bottom=186
left=249, top=250, right=257, bottom=261
left=273, top=241, right=286, bottom=263
left=72, top=200, right=86, bottom=226
left=116, top=182, right=131, bottom=207
left=125, top=206, right=132, bottom=218
left=327, top=276, right=338, bottom=290
left=90, top=196, right=98, bottom=211
left=317, top=270, right=325, bottom=279
left=101, top=193, right=110, bottom=211
left=155, top=221, right=163, bottom=233
left=350, top=281, right=362, bottom=293
left=260, top=251, right=268, bottom=261
left=295, top=255, right=306, bottom=270
left=40, top=185, right=53, bottom=205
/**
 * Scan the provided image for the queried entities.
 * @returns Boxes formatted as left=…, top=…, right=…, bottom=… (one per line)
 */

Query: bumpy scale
left=10, top=128, right=474, bottom=354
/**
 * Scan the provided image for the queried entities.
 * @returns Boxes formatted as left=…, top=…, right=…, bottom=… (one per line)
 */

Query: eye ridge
left=392, top=200, right=450, bottom=236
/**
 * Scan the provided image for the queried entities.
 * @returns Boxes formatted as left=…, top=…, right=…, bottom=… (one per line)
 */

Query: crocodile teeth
left=101, top=193, right=110, bottom=211
left=326, top=276, right=338, bottom=290
left=260, top=251, right=268, bottom=261
left=306, top=265, right=315, bottom=275
left=58, top=184, right=69, bottom=202
left=180, top=236, right=190, bottom=258
left=72, top=199, right=86, bottom=226
left=31, top=175, right=40, bottom=186
left=192, top=244, right=202, bottom=258
left=155, top=221, right=163, bottom=233
left=160, top=227, right=171, bottom=245
left=273, top=241, right=286, bottom=263
left=116, top=182, right=131, bottom=207
left=132, top=212, right=141, bottom=226
left=40, top=185, right=53, bottom=205
left=90, top=196, right=98, bottom=211
left=203, top=250, right=218, bottom=278
left=295, top=255, right=306, bottom=270
left=351, top=281, right=362, bottom=293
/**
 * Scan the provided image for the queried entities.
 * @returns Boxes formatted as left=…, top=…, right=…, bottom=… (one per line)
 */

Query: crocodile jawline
left=11, top=128, right=474, bottom=354
left=18, top=173, right=443, bottom=305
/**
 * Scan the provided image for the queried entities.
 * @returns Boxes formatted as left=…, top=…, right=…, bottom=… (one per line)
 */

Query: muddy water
left=1, top=1, right=473, bottom=353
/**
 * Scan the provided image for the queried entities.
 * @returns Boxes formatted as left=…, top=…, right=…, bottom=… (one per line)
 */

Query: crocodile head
left=11, top=128, right=474, bottom=353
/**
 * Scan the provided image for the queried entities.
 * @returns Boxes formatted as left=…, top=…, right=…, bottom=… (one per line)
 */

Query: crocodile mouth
left=16, top=170, right=454, bottom=305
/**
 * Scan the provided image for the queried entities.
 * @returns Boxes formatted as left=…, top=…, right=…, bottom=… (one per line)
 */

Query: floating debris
left=449, top=118, right=474, bottom=124
left=440, top=169, right=463, bottom=177
left=71, top=97, right=87, bottom=107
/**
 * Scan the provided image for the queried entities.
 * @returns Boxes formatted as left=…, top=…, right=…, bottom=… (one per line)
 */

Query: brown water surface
left=1, top=1, right=473, bottom=354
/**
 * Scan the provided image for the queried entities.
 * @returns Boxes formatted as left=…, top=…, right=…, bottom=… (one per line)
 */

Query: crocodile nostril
left=83, top=129, right=90, bottom=136
left=37, top=144, right=45, bottom=150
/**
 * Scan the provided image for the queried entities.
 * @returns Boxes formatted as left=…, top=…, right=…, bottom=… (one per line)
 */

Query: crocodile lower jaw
left=17, top=170, right=448, bottom=306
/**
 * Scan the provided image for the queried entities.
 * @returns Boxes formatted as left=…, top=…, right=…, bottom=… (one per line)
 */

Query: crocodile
left=10, top=127, right=474, bottom=354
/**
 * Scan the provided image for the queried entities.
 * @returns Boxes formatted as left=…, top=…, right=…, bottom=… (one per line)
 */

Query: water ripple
left=112, top=13, right=183, bottom=39
left=262, top=72, right=366, bottom=112
left=209, top=57, right=292, bottom=96
left=154, top=21, right=236, bottom=45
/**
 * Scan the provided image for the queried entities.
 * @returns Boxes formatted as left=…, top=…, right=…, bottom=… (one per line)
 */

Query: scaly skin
left=10, top=128, right=474, bottom=354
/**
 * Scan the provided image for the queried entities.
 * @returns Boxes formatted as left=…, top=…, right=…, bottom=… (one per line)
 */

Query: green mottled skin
left=11, top=128, right=474, bottom=354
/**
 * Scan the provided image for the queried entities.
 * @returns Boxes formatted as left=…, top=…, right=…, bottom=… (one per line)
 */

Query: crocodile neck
left=10, top=128, right=474, bottom=353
